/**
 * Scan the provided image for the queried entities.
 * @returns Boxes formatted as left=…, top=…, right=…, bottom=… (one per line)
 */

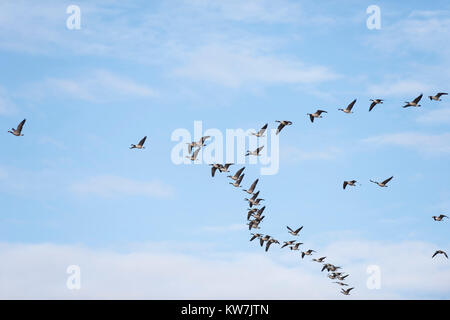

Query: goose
left=290, top=242, right=303, bottom=250
left=307, top=110, right=327, bottom=123
left=328, top=273, right=338, bottom=280
left=432, top=214, right=448, bottom=221
left=334, top=282, right=348, bottom=286
left=341, top=287, right=354, bottom=295
left=250, top=233, right=262, bottom=241
left=185, top=147, right=201, bottom=161
left=275, top=120, right=293, bottom=135
left=369, top=99, right=383, bottom=112
left=301, top=249, right=315, bottom=258
left=265, top=238, right=280, bottom=252
left=249, top=206, right=266, bottom=220
left=370, top=176, right=393, bottom=187
left=130, top=136, right=147, bottom=149
left=245, top=146, right=264, bottom=156
left=8, top=119, right=26, bottom=136
left=402, top=94, right=423, bottom=108
left=228, top=167, right=245, bottom=181
left=432, top=250, right=448, bottom=259
left=243, top=179, right=259, bottom=195
left=312, top=257, right=327, bottom=263
left=281, top=240, right=296, bottom=249
left=244, top=190, right=260, bottom=202
left=248, top=220, right=261, bottom=230
left=259, top=235, right=271, bottom=247
left=343, top=180, right=358, bottom=189
left=247, top=208, right=258, bottom=220
left=250, top=123, right=268, bottom=137
left=338, top=99, right=356, bottom=114
left=187, top=136, right=211, bottom=153
left=229, top=173, right=244, bottom=187
left=429, top=92, right=448, bottom=101
left=248, top=197, right=264, bottom=208
left=287, top=225, right=303, bottom=236
left=210, top=163, right=222, bottom=177
left=337, top=274, right=349, bottom=281
left=322, top=264, right=341, bottom=272
left=218, top=163, right=233, bottom=173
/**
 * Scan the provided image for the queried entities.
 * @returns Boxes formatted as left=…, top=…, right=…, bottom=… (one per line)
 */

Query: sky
left=0, top=0, right=449, bottom=299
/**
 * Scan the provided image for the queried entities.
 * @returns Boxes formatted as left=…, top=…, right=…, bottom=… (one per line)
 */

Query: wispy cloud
left=363, top=132, right=450, bottom=155
left=70, top=175, right=174, bottom=199
left=368, top=80, right=432, bottom=97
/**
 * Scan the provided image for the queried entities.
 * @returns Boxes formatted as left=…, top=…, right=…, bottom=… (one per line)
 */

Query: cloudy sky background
left=0, top=0, right=449, bottom=299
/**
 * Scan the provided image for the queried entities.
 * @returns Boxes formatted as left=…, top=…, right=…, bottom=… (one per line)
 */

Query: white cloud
left=368, top=80, right=432, bottom=97
left=363, top=132, right=450, bottom=155
left=0, top=239, right=448, bottom=299
left=70, top=175, right=174, bottom=199
left=25, top=70, right=157, bottom=103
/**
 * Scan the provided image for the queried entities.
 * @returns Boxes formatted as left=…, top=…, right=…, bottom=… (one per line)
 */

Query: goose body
left=130, top=136, right=147, bottom=149
left=338, top=99, right=356, bottom=114
left=229, top=173, right=244, bottom=187
left=275, top=120, right=293, bottom=135
left=307, top=110, right=327, bottom=123
left=402, top=94, right=423, bottom=108
left=370, top=176, right=393, bottom=187
left=245, top=146, right=264, bottom=156
left=301, top=249, right=315, bottom=258
left=185, top=147, right=201, bottom=161
left=8, top=119, right=26, bottom=136
left=432, top=214, right=448, bottom=221
left=228, top=167, right=245, bottom=181
left=369, top=99, right=383, bottom=112
left=429, top=92, right=448, bottom=101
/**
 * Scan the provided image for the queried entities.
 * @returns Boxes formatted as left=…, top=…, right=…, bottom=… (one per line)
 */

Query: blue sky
left=0, top=0, right=449, bottom=299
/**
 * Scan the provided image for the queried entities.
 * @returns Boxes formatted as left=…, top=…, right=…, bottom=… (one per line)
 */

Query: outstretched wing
left=211, top=166, right=218, bottom=177
left=258, top=123, right=268, bottom=135
left=369, top=101, right=377, bottom=112
left=17, top=119, right=26, bottom=133
left=192, top=147, right=201, bottom=160
left=200, top=135, right=211, bottom=144
left=343, top=181, right=348, bottom=189
left=256, top=145, right=264, bottom=153
left=249, top=179, right=259, bottom=192
left=382, top=176, right=393, bottom=185
left=295, top=226, right=303, bottom=233
left=138, top=136, right=147, bottom=146
left=234, top=167, right=245, bottom=178
left=347, top=99, right=356, bottom=111
left=276, top=123, right=285, bottom=135
left=286, top=226, right=294, bottom=233
left=436, top=92, right=448, bottom=98
left=309, top=114, right=314, bottom=122
left=317, top=110, right=327, bottom=114
left=413, top=94, right=423, bottom=104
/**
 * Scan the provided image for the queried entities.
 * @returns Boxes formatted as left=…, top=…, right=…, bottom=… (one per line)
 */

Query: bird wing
left=347, top=99, right=356, bottom=111
left=235, top=167, right=245, bottom=178
left=369, top=101, right=376, bottom=112
left=382, top=176, right=393, bottom=185
left=192, top=147, right=201, bottom=160
left=249, top=179, right=259, bottom=192
left=436, top=92, right=448, bottom=98
left=211, top=166, right=218, bottom=177
left=413, top=94, right=423, bottom=104
left=286, top=226, right=294, bottom=233
left=258, top=123, right=268, bottom=135
left=309, top=114, right=314, bottom=122
left=258, top=206, right=266, bottom=215
left=343, top=181, right=348, bottom=189
left=256, top=145, right=264, bottom=153
left=17, top=119, right=26, bottom=132
left=432, top=251, right=438, bottom=258
left=138, top=136, right=147, bottom=146
left=237, top=173, right=245, bottom=184
left=295, top=226, right=303, bottom=233
left=200, top=135, right=211, bottom=144
left=276, top=123, right=285, bottom=134
left=317, top=110, right=327, bottom=114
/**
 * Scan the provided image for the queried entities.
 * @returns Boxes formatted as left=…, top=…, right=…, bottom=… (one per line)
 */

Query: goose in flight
left=219, top=163, right=233, bottom=173
left=248, top=206, right=265, bottom=220
left=432, top=250, right=448, bottom=259
left=322, top=264, right=341, bottom=272
left=248, top=219, right=262, bottom=230
left=312, top=256, right=327, bottom=263
left=185, top=147, right=201, bottom=161
left=338, top=99, right=356, bottom=114
left=429, top=92, right=448, bottom=101
left=341, top=287, right=354, bottom=295
left=290, top=242, right=303, bottom=250
left=301, top=249, right=315, bottom=258
left=228, top=167, right=245, bottom=181
left=186, top=136, right=211, bottom=153
left=432, top=214, right=448, bottom=221
left=370, top=176, right=393, bottom=187
left=307, top=110, right=327, bottom=123
left=369, top=99, right=383, bottom=112
left=249, top=233, right=262, bottom=241
left=250, top=123, right=268, bottom=137
left=259, top=235, right=271, bottom=247
left=8, top=119, right=26, bottom=136
left=275, top=120, right=293, bottom=135
left=248, top=197, right=264, bottom=208
left=130, top=136, right=147, bottom=149
left=337, top=274, right=349, bottom=281
left=334, top=282, right=348, bottom=286
left=210, top=164, right=222, bottom=177
left=229, top=173, right=244, bottom=187
left=402, top=94, right=423, bottom=108
left=245, top=146, right=264, bottom=156
left=243, top=179, right=259, bottom=195
left=287, top=225, right=303, bottom=236
left=343, top=180, right=358, bottom=189
left=265, top=238, right=280, bottom=252
left=281, top=240, right=296, bottom=249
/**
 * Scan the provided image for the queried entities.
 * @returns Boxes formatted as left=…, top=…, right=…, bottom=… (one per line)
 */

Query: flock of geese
left=7, top=91, right=448, bottom=297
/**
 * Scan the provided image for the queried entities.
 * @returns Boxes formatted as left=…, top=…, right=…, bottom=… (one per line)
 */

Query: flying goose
left=343, top=180, right=358, bottom=189
left=312, top=256, right=327, bottom=263
left=334, top=282, right=349, bottom=286
left=250, top=123, right=268, bottom=137
left=259, top=235, right=271, bottom=247
left=287, top=225, right=303, bottom=236
left=328, top=273, right=339, bottom=280
left=265, top=238, right=280, bottom=252
left=248, top=197, right=265, bottom=208
left=130, top=136, right=147, bottom=149
left=281, top=240, right=296, bottom=249
left=432, top=250, right=448, bottom=259
left=402, top=94, right=423, bottom=108
left=185, top=147, right=201, bottom=161
left=248, top=219, right=262, bottom=230
left=187, top=136, right=211, bottom=153
left=247, top=208, right=258, bottom=220
left=249, top=206, right=265, bottom=220
left=341, top=287, right=354, bottom=295
left=228, top=167, right=245, bottom=181
left=322, top=264, right=341, bottom=272
left=370, top=176, right=393, bottom=187
left=432, top=214, right=448, bottom=221
left=243, top=179, right=259, bottom=195
left=8, top=119, right=26, bottom=136
left=369, top=99, right=383, bottom=112
left=275, top=120, right=293, bottom=135
left=338, top=99, right=356, bottom=114
left=337, top=274, right=349, bottom=281
left=301, top=249, right=315, bottom=258
left=290, top=242, right=303, bottom=250
left=218, top=163, right=234, bottom=173
left=210, top=163, right=222, bottom=177
left=307, top=110, right=327, bottom=123
left=229, top=173, right=244, bottom=187
left=429, top=92, right=448, bottom=101
left=245, top=146, right=264, bottom=156
left=249, top=233, right=262, bottom=241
